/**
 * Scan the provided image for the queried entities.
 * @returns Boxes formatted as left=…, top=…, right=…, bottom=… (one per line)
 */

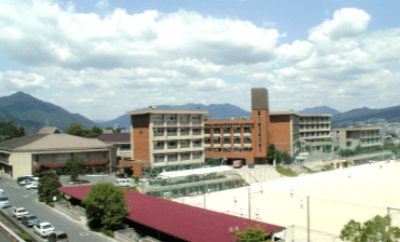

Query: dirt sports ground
left=174, top=160, right=400, bottom=241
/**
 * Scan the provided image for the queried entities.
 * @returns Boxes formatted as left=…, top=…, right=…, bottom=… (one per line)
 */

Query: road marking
left=79, top=232, right=89, bottom=236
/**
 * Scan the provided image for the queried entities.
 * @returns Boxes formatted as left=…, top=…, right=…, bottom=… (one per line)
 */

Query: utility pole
left=307, top=196, right=310, bottom=242
left=248, top=187, right=251, bottom=219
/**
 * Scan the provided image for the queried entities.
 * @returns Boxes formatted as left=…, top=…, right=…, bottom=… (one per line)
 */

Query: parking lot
left=0, top=177, right=118, bottom=242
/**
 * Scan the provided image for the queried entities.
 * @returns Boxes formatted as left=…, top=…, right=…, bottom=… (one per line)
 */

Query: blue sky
left=1, top=0, right=400, bottom=120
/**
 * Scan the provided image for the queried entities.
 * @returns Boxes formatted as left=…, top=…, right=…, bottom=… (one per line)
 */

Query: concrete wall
left=9, top=152, right=32, bottom=178
left=114, top=228, right=140, bottom=242
left=54, top=202, right=83, bottom=221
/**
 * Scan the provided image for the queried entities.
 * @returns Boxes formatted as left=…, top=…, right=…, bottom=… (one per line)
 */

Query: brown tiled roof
left=0, top=134, right=49, bottom=150
left=96, top=133, right=130, bottom=142
left=36, top=127, right=63, bottom=134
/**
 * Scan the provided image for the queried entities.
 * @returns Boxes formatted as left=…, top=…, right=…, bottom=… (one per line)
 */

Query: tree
left=66, top=123, right=89, bottom=137
left=340, top=215, right=400, bottom=242
left=65, top=156, right=87, bottom=181
left=38, top=175, right=62, bottom=206
left=18, top=126, right=26, bottom=137
left=267, top=144, right=276, bottom=165
left=234, top=223, right=271, bottom=242
left=82, top=182, right=129, bottom=236
left=91, top=126, right=103, bottom=135
left=279, top=151, right=291, bottom=163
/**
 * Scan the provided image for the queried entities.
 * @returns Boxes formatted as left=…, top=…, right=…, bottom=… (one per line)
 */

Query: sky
left=1, top=0, right=400, bottom=121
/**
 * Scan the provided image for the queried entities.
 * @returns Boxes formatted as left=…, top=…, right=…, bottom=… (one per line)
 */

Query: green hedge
left=324, top=165, right=334, bottom=171
left=17, top=232, right=32, bottom=242
left=275, top=166, right=298, bottom=177
left=125, top=186, right=138, bottom=192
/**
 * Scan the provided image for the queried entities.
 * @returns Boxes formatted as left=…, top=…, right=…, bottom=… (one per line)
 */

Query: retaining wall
left=114, top=228, right=141, bottom=242
left=54, top=202, right=81, bottom=221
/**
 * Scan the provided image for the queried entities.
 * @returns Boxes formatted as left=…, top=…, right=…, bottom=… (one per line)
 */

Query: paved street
left=0, top=178, right=118, bottom=242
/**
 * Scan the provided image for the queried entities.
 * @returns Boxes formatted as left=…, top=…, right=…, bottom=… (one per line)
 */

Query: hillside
left=331, top=106, right=400, bottom=124
left=99, top=104, right=252, bottom=128
left=0, top=92, right=100, bottom=132
left=297, top=106, right=341, bottom=115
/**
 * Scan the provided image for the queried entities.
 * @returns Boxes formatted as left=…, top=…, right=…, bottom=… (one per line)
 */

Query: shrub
left=131, top=175, right=139, bottom=183
left=275, top=166, right=298, bottom=177
left=17, top=232, right=32, bottom=241
left=100, top=228, right=114, bottom=237
left=95, top=166, right=103, bottom=173
left=125, top=187, right=138, bottom=192
left=324, top=165, right=334, bottom=171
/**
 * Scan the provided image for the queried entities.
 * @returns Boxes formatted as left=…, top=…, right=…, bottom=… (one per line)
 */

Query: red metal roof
left=96, top=133, right=130, bottom=142
left=58, top=186, right=284, bottom=242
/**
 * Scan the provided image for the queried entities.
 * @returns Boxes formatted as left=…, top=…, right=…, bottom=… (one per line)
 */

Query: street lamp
left=229, top=226, right=239, bottom=242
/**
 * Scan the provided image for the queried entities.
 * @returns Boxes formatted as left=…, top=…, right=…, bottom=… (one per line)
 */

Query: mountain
left=0, top=92, right=100, bottom=133
left=297, top=106, right=341, bottom=115
left=99, top=104, right=252, bottom=128
left=331, top=105, right=400, bottom=124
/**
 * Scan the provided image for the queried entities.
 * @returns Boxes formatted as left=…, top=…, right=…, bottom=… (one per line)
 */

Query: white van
left=116, top=179, right=131, bottom=187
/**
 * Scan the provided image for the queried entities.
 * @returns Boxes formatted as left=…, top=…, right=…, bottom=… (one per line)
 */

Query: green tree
left=65, top=156, right=87, bottom=181
left=91, top=126, right=103, bottom=135
left=82, top=182, right=129, bottom=236
left=267, top=144, right=276, bottom=165
left=340, top=215, right=400, bottom=242
left=66, top=123, right=89, bottom=137
left=234, top=223, right=271, bottom=242
left=38, top=175, right=62, bottom=206
left=279, top=150, right=291, bottom=163
left=18, top=126, right=26, bottom=137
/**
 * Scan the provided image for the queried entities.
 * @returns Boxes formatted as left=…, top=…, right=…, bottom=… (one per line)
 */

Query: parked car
left=21, top=214, right=40, bottom=227
left=26, top=181, right=39, bottom=190
left=0, top=189, right=4, bottom=195
left=34, top=222, right=55, bottom=238
left=12, top=207, right=29, bottom=219
left=0, top=195, right=11, bottom=208
left=18, top=178, right=33, bottom=186
left=48, top=231, right=69, bottom=242
left=116, top=178, right=131, bottom=187
left=25, top=175, right=40, bottom=181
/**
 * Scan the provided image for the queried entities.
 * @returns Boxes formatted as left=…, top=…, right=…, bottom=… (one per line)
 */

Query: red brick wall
left=131, top=114, right=150, bottom=161
left=270, top=115, right=291, bottom=153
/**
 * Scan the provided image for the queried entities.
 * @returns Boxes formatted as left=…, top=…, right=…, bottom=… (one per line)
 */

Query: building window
left=166, top=114, right=177, bottom=125
left=167, top=141, right=178, bottom=149
left=121, top=144, right=130, bottom=150
left=35, top=156, right=39, bottom=162
left=167, top=128, right=177, bottom=136
left=213, top=125, right=221, bottom=135
left=180, top=153, right=190, bottom=161
left=205, top=137, right=210, bottom=144
left=192, top=127, right=201, bottom=135
left=153, top=128, right=164, bottom=136
left=167, top=154, right=178, bottom=162
left=223, top=124, right=231, bottom=134
left=180, top=140, right=190, bottom=148
left=244, top=136, right=252, bottom=144
left=192, top=115, right=201, bottom=124
left=234, top=137, right=241, bottom=144
left=193, top=140, right=202, bottom=147
left=204, top=125, right=210, bottom=134
left=243, top=125, right=251, bottom=133
left=86, top=153, right=90, bottom=159
left=154, top=154, right=165, bottom=163
left=346, top=142, right=351, bottom=147
left=223, top=137, right=231, bottom=144
left=205, top=148, right=211, bottom=152
left=234, top=148, right=242, bottom=152
left=213, top=148, right=221, bottom=152
left=243, top=148, right=252, bottom=152
left=233, top=125, right=241, bottom=133
left=179, top=115, right=190, bottom=124
left=180, top=127, right=189, bottom=136
left=213, top=137, right=221, bottom=145
left=154, top=141, right=164, bottom=149
left=223, top=148, right=231, bottom=152
left=153, top=114, right=163, bottom=124
left=193, top=151, right=202, bottom=160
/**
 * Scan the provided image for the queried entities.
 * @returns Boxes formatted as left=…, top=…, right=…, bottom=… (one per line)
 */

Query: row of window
left=153, top=127, right=202, bottom=136
left=300, top=124, right=330, bottom=129
left=299, top=117, right=330, bottom=121
left=204, top=136, right=252, bottom=144
left=154, top=152, right=203, bottom=163
left=300, top=131, right=330, bottom=137
left=361, top=138, right=381, bottom=144
left=153, top=114, right=202, bottom=125
left=204, top=147, right=253, bottom=152
left=204, top=124, right=252, bottom=134
left=154, top=140, right=203, bottom=149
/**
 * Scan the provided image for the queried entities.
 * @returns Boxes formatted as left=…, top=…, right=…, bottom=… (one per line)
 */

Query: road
left=0, top=178, right=117, bottom=242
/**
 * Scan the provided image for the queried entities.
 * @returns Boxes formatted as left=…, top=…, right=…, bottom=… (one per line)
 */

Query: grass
left=275, top=166, right=298, bottom=177
left=324, top=165, right=334, bottom=171
left=307, top=169, right=320, bottom=174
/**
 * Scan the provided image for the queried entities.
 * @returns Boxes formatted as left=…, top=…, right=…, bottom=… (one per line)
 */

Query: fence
left=283, top=225, right=341, bottom=242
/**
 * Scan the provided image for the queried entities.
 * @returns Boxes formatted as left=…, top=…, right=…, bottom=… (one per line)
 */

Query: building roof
left=96, top=133, right=130, bottom=142
left=36, top=127, right=63, bottom=134
left=126, top=109, right=208, bottom=116
left=58, top=186, right=285, bottom=242
left=0, top=127, right=111, bottom=152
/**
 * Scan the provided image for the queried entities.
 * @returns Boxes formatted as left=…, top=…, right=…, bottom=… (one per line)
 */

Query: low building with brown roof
left=0, top=127, right=117, bottom=179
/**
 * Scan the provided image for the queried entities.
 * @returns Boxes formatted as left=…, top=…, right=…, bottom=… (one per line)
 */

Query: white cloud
left=0, top=2, right=400, bottom=119
left=96, top=0, right=109, bottom=8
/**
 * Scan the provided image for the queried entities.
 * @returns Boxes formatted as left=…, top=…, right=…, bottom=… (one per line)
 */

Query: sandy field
left=174, top=160, right=400, bottom=239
